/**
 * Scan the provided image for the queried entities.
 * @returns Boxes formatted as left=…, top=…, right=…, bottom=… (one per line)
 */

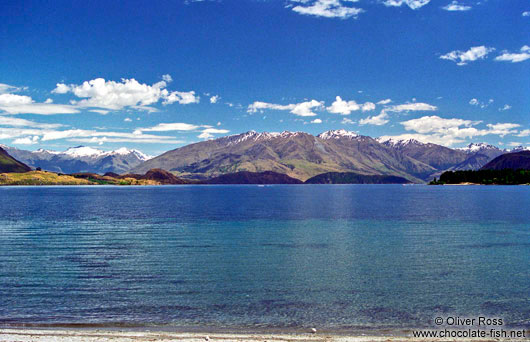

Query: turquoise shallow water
left=0, top=185, right=529, bottom=331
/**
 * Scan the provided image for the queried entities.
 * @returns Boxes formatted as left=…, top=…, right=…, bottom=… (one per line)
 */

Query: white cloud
left=494, top=45, right=530, bottom=63
left=248, top=100, right=323, bottom=117
left=377, top=99, right=392, bottom=105
left=13, top=136, right=40, bottom=145
left=386, top=102, right=437, bottom=112
left=198, top=127, right=230, bottom=139
left=0, top=83, right=24, bottom=94
left=359, top=112, right=389, bottom=126
left=440, top=46, right=495, bottom=66
left=522, top=11, right=530, bottom=17
left=516, top=129, right=530, bottom=137
left=90, top=109, right=110, bottom=115
left=289, top=100, right=324, bottom=116
left=53, top=77, right=199, bottom=110
left=52, top=83, right=71, bottom=94
left=402, top=115, right=479, bottom=134
left=395, top=115, right=521, bottom=146
left=311, top=118, right=322, bottom=124
left=341, top=118, right=355, bottom=124
left=134, top=122, right=229, bottom=140
left=124, top=117, right=132, bottom=122
left=326, top=96, right=374, bottom=115
left=210, top=95, right=220, bottom=103
left=499, top=104, right=512, bottom=111
left=0, top=93, right=79, bottom=115
left=135, top=122, right=201, bottom=134
left=0, top=116, right=63, bottom=129
left=68, top=137, right=185, bottom=145
left=469, top=98, right=493, bottom=108
left=442, top=1, right=471, bottom=11
left=383, top=0, right=431, bottom=10
left=485, top=123, right=520, bottom=137
left=289, top=0, right=363, bottom=19
left=162, top=74, right=173, bottom=82
left=163, top=90, right=200, bottom=105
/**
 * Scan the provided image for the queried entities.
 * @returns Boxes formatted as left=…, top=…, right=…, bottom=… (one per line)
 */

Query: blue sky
left=1, top=0, right=529, bottom=155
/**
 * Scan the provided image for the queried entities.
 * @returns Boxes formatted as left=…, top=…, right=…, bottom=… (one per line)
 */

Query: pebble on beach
left=310, top=328, right=317, bottom=334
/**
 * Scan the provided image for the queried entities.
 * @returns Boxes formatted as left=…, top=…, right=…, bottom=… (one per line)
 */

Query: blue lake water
left=0, top=185, right=529, bottom=332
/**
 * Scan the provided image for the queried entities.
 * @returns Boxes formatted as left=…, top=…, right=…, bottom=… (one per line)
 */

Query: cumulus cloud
left=499, top=104, right=512, bottom=111
left=440, top=46, right=495, bottom=66
left=494, top=45, right=530, bottom=63
left=377, top=99, right=392, bottom=105
left=326, top=96, right=375, bottom=115
left=163, top=90, right=200, bottom=105
left=394, top=115, right=521, bottom=146
left=13, top=136, right=40, bottom=145
left=53, top=77, right=199, bottom=110
left=0, top=93, right=79, bottom=115
left=359, top=112, right=389, bottom=126
left=382, top=0, right=431, bottom=10
left=442, top=1, right=471, bottom=11
left=311, top=118, right=323, bottom=124
left=289, top=0, right=363, bottom=19
left=523, top=11, right=530, bottom=17
left=162, top=74, right=173, bottom=82
left=248, top=100, right=323, bottom=117
left=210, top=95, right=220, bottom=103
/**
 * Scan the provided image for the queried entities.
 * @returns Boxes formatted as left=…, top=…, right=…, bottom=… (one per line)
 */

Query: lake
left=0, top=185, right=529, bottom=332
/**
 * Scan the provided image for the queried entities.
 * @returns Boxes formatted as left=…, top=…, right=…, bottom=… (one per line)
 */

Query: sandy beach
left=1, top=329, right=528, bottom=342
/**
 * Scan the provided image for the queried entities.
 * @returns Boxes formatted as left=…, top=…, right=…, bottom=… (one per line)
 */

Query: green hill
left=0, top=147, right=32, bottom=173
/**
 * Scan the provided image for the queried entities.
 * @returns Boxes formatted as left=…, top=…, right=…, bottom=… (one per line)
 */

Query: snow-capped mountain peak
left=510, top=145, right=530, bottom=152
left=318, top=129, right=359, bottom=140
left=376, top=137, right=426, bottom=147
left=457, top=142, right=501, bottom=154
left=64, top=146, right=105, bottom=158
left=107, top=147, right=152, bottom=161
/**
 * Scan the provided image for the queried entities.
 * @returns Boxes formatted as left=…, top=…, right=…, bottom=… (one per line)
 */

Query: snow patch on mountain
left=318, top=129, right=359, bottom=140
left=457, top=143, right=502, bottom=154
left=376, top=137, right=426, bottom=147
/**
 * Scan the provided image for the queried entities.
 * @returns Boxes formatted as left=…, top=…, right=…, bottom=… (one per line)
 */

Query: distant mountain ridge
left=130, top=130, right=436, bottom=182
left=131, top=129, right=513, bottom=182
left=2, top=130, right=523, bottom=182
left=0, top=145, right=151, bottom=174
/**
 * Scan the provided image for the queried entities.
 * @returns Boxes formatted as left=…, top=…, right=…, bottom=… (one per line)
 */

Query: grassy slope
left=0, top=148, right=32, bottom=173
left=0, top=171, right=161, bottom=186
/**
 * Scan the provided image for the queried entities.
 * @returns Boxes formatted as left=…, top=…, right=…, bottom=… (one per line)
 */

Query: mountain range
left=2, top=130, right=527, bottom=183
left=0, top=145, right=151, bottom=174
left=130, top=130, right=514, bottom=182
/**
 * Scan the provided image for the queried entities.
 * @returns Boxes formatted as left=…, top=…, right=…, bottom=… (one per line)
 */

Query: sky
left=0, top=0, right=529, bottom=155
